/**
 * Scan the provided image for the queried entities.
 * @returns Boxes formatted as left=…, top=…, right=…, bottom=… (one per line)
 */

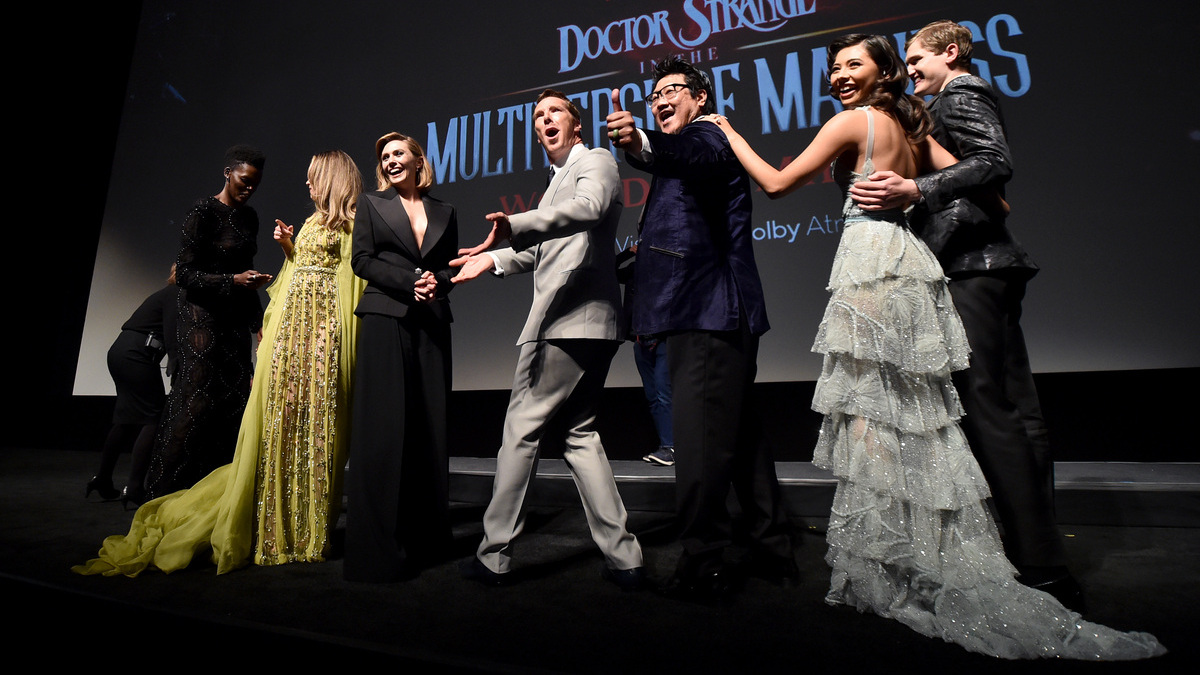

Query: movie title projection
left=76, top=0, right=1200, bottom=394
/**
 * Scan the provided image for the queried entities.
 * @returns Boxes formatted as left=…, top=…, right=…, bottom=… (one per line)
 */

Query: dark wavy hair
left=827, top=34, right=931, bottom=142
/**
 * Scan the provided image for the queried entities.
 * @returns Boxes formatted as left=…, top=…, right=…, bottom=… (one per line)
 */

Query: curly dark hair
left=223, top=144, right=266, bottom=171
left=827, top=34, right=931, bottom=142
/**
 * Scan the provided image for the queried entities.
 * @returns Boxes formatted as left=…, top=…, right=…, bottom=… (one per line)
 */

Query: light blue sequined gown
left=810, top=107, right=1164, bottom=660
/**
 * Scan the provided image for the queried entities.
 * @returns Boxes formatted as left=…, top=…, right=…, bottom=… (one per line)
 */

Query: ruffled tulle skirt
left=811, top=217, right=1164, bottom=660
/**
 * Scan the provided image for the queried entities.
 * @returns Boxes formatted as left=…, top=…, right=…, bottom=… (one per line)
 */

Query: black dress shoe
left=1019, top=565, right=1086, bottom=612
left=1025, top=574, right=1086, bottom=612
left=86, top=476, right=120, bottom=501
left=656, top=568, right=740, bottom=605
left=120, top=485, right=146, bottom=510
left=460, top=557, right=512, bottom=587
left=601, top=565, right=646, bottom=591
left=739, top=551, right=800, bottom=587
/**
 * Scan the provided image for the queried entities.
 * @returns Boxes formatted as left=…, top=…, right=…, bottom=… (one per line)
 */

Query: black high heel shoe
left=120, top=485, right=146, bottom=510
left=86, top=476, right=120, bottom=501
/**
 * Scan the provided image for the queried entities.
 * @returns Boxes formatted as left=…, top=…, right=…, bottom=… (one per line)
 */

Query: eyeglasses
left=645, top=83, right=691, bottom=105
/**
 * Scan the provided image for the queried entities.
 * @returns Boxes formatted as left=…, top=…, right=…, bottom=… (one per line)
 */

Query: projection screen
left=75, top=0, right=1200, bottom=394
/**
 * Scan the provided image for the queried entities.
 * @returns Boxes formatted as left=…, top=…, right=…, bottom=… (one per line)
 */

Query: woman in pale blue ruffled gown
left=707, top=34, right=1164, bottom=660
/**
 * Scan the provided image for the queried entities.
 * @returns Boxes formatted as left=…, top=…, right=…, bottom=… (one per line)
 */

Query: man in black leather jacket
left=849, top=20, right=1080, bottom=606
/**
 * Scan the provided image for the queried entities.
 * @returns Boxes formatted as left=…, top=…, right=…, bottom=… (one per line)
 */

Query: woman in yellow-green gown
left=75, top=151, right=367, bottom=576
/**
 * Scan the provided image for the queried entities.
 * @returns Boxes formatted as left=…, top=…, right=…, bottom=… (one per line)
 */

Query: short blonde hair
left=308, top=150, right=363, bottom=232
left=373, top=132, right=434, bottom=193
left=909, top=20, right=974, bottom=68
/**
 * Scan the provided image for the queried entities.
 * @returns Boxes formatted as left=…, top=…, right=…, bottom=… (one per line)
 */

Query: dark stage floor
left=3, top=448, right=1197, bottom=673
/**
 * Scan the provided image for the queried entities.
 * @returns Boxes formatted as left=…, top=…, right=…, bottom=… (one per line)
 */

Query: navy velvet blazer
left=626, top=121, right=769, bottom=337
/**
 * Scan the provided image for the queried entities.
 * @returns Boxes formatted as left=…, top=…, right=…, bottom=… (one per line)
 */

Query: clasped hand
left=413, top=270, right=437, bottom=303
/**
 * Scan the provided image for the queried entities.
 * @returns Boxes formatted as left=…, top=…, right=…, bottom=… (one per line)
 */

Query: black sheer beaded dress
left=145, top=197, right=263, bottom=500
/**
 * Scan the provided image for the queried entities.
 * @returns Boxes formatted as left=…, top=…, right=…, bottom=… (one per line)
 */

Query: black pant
left=667, top=321, right=791, bottom=577
left=949, top=272, right=1065, bottom=569
left=344, top=311, right=452, bottom=582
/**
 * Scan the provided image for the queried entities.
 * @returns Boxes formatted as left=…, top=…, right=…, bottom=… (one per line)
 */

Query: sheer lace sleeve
left=175, top=199, right=236, bottom=294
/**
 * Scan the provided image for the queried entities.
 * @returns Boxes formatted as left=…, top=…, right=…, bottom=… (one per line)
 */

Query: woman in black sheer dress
left=143, top=146, right=272, bottom=501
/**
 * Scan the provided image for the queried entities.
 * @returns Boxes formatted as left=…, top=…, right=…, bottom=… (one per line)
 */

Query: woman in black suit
left=344, top=132, right=458, bottom=582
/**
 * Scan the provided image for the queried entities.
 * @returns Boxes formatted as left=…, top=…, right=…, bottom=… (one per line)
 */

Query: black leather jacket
left=911, top=75, right=1038, bottom=278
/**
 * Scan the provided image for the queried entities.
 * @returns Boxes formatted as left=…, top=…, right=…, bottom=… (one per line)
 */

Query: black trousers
left=667, top=320, right=792, bottom=577
left=949, top=272, right=1066, bottom=569
left=344, top=311, right=452, bottom=582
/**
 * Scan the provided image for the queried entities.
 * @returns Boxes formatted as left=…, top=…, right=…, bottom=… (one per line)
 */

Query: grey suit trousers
left=477, top=338, right=643, bottom=574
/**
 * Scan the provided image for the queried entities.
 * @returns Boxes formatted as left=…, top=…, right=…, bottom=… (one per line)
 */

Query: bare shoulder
left=817, top=108, right=870, bottom=144
left=826, top=108, right=869, bottom=131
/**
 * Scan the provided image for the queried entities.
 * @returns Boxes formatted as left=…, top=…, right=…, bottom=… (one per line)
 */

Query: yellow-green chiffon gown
left=74, top=216, right=366, bottom=576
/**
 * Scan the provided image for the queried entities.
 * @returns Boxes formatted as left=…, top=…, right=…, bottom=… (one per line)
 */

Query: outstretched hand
left=457, top=213, right=513, bottom=257
left=457, top=227, right=497, bottom=257
left=449, top=252, right=496, bottom=284
left=235, top=270, right=273, bottom=289
left=485, top=212, right=512, bottom=243
left=604, top=89, right=642, bottom=153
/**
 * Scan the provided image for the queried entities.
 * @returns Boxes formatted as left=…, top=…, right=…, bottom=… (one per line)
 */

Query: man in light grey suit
left=450, top=89, right=644, bottom=589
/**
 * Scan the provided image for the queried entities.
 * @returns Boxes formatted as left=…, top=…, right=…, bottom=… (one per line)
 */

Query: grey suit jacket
left=491, top=145, right=624, bottom=345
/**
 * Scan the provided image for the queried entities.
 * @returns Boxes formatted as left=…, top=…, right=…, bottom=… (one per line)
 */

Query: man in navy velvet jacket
left=607, top=57, right=793, bottom=601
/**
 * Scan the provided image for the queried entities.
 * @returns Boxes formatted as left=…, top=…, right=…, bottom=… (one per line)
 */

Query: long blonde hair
left=308, top=150, right=363, bottom=232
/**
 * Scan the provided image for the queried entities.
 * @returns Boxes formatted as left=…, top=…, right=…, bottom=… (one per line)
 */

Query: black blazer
left=351, top=190, right=458, bottom=322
